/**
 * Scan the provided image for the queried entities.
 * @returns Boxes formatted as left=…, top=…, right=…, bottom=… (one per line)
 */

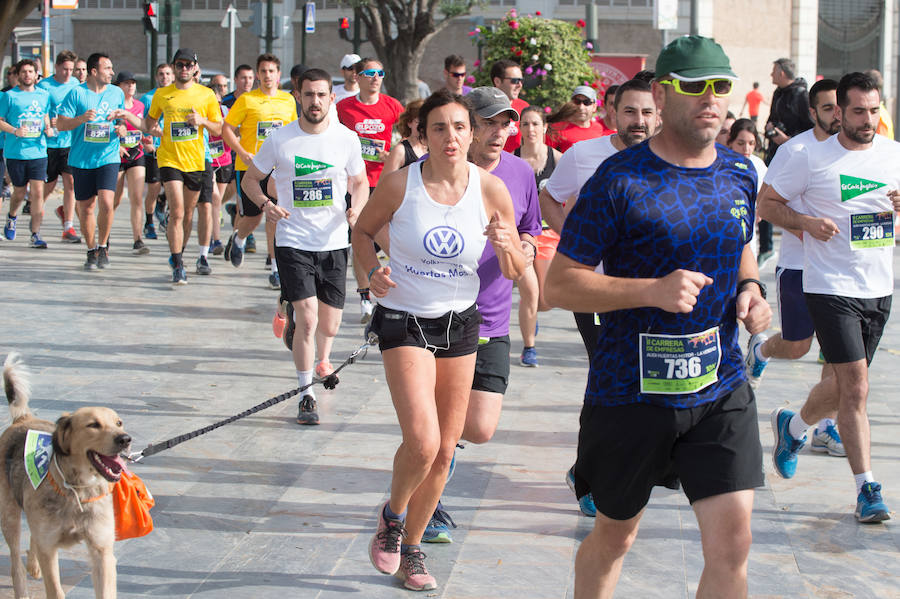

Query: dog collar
left=46, top=470, right=113, bottom=504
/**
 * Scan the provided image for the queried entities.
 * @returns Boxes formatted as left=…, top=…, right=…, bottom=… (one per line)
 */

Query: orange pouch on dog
left=113, top=470, right=155, bottom=540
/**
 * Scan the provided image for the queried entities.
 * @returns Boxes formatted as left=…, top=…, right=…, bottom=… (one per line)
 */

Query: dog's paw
left=25, top=551, right=41, bottom=579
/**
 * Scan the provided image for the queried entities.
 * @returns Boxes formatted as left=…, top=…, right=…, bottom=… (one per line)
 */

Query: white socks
left=854, top=471, right=875, bottom=494
left=297, top=370, right=315, bottom=399
left=788, top=412, right=811, bottom=439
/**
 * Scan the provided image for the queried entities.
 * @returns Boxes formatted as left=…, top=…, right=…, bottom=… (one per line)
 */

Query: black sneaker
left=84, top=248, right=99, bottom=271
left=97, top=246, right=110, bottom=269
left=225, top=202, right=236, bottom=227
left=196, top=255, right=212, bottom=275
left=265, top=255, right=272, bottom=267
left=283, top=300, right=295, bottom=351
left=132, top=239, right=150, bottom=255
left=297, top=395, right=319, bottom=425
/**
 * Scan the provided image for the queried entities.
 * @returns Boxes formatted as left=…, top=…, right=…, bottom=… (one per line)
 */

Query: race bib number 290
left=639, top=327, right=721, bottom=394
left=850, top=211, right=894, bottom=249
left=292, top=179, right=333, bottom=208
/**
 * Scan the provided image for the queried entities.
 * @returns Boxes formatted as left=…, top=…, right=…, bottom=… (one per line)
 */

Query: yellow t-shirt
left=224, top=88, right=298, bottom=171
left=148, top=83, right=222, bottom=173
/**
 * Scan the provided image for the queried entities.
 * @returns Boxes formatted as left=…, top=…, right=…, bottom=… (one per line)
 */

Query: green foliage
left=470, top=10, right=595, bottom=109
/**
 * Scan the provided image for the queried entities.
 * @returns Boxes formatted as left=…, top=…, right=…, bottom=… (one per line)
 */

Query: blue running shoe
left=811, top=423, right=846, bottom=457
left=268, top=271, right=281, bottom=290
left=228, top=232, right=243, bottom=267
left=745, top=332, right=769, bottom=390
left=172, top=266, right=187, bottom=285
left=4, top=216, right=16, bottom=241
left=771, top=408, right=806, bottom=479
left=143, top=223, right=158, bottom=240
left=422, top=500, right=456, bottom=543
left=856, top=482, right=890, bottom=523
left=30, top=232, right=47, bottom=249
left=566, top=466, right=597, bottom=517
left=210, top=239, right=224, bottom=255
left=245, top=233, right=257, bottom=253
left=446, top=445, right=463, bottom=483
left=520, top=346, right=538, bottom=367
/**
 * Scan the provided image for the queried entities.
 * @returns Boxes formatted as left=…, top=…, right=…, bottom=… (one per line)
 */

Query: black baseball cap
left=172, top=48, right=198, bottom=64
left=290, top=64, right=309, bottom=79
left=114, top=71, right=136, bottom=85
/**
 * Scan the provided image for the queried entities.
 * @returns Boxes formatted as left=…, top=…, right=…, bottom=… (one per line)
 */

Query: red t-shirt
left=745, top=89, right=764, bottom=116
left=503, top=97, right=530, bottom=152
left=546, top=120, right=606, bottom=153
left=336, top=93, right=404, bottom=187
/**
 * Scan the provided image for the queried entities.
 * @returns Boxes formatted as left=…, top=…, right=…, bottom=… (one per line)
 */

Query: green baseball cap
left=655, top=35, right=737, bottom=82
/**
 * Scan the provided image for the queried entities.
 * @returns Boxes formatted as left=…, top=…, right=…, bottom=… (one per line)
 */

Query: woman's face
left=729, top=129, right=756, bottom=157
left=424, top=102, right=472, bottom=161
left=519, top=111, right=546, bottom=143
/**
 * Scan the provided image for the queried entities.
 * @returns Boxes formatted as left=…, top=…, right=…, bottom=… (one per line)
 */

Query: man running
left=57, top=53, right=143, bottom=270
left=490, top=59, right=528, bottom=152
left=222, top=53, right=297, bottom=289
left=40, top=50, right=81, bottom=244
left=546, top=36, right=770, bottom=596
left=336, top=57, right=403, bottom=324
left=240, top=67, right=367, bottom=426
left=145, top=48, right=223, bottom=284
left=0, top=59, right=52, bottom=248
left=139, top=62, right=174, bottom=240
left=758, top=72, right=900, bottom=523
left=333, top=54, right=360, bottom=102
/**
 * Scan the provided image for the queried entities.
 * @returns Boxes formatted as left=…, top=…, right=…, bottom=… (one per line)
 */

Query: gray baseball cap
left=466, top=86, right=519, bottom=121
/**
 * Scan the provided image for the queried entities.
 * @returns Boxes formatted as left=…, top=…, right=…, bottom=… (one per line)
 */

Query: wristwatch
left=737, top=278, right=767, bottom=299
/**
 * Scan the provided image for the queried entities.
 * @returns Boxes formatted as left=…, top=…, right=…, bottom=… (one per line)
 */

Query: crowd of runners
left=1, top=35, right=897, bottom=596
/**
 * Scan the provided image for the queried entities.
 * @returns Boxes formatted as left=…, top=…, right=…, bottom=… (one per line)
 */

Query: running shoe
left=132, top=240, right=150, bottom=255
left=360, top=298, right=374, bottom=324
left=395, top=549, right=437, bottom=591
left=29, top=232, right=47, bottom=249
left=154, top=197, right=167, bottom=230
left=566, top=466, right=597, bottom=517
left=22, top=200, right=30, bottom=215
left=172, top=266, right=188, bottom=285
left=4, top=216, right=16, bottom=241
left=268, top=271, right=281, bottom=290
left=272, top=311, right=286, bottom=339
left=283, top=300, right=295, bottom=351
left=369, top=501, right=405, bottom=575
left=84, top=248, right=98, bottom=271
left=227, top=232, right=243, bottom=267
left=97, top=246, right=109, bottom=269
left=245, top=233, right=257, bottom=253
left=810, top=423, right=846, bottom=457
left=856, top=482, right=891, bottom=523
left=446, top=447, right=458, bottom=483
left=143, top=223, right=158, bottom=240
left=314, top=360, right=333, bottom=379
left=210, top=239, right=224, bottom=255
left=196, top=255, right=212, bottom=275
left=520, top=346, right=538, bottom=367
left=422, top=501, right=456, bottom=543
left=817, top=350, right=826, bottom=364
left=265, top=255, right=272, bottom=267
left=62, top=227, right=81, bottom=243
left=296, top=395, right=319, bottom=425
left=55, top=204, right=64, bottom=223
left=771, top=407, right=806, bottom=479
left=757, top=249, right=774, bottom=269
left=745, top=333, right=769, bottom=389
left=225, top=202, right=236, bottom=227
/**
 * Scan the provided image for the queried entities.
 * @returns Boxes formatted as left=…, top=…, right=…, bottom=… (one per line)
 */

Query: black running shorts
left=805, top=293, right=891, bottom=365
left=275, top=246, right=348, bottom=308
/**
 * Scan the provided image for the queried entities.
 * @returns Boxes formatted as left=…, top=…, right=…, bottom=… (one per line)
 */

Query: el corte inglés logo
left=294, top=156, right=332, bottom=177
left=840, top=174, right=886, bottom=202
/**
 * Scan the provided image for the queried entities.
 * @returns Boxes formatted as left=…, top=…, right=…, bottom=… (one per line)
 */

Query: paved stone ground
left=0, top=201, right=898, bottom=598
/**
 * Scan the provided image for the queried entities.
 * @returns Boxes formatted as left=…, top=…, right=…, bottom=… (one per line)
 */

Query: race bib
left=256, top=120, right=282, bottom=142
left=639, top=327, right=721, bottom=394
left=20, top=118, right=42, bottom=138
left=360, top=137, right=385, bottom=162
left=209, top=139, right=225, bottom=159
left=292, top=178, right=333, bottom=208
left=850, top=211, right=894, bottom=250
left=24, top=430, right=53, bottom=490
left=170, top=121, right=198, bottom=142
left=85, top=122, right=111, bottom=143
left=121, top=130, right=142, bottom=148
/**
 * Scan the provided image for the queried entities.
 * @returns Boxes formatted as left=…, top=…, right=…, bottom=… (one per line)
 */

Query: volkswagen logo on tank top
left=424, top=226, right=464, bottom=258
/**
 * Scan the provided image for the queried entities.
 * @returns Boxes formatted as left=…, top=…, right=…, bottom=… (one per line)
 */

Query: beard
left=815, top=113, right=840, bottom=135
left=843, top=123, right=875, bottom=144
left=619, top=125, right=649, bottom=147
left=303, top=107, right=327, bottom=124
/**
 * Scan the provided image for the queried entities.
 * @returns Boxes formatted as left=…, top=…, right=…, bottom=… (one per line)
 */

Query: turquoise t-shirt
left=58, top=83, right=126, bottom=169
left=0, top=91, right=4, bottom=151
left=139, top=88, right=162, bottom=150
left=38, top=76, right=78, bottom=149
left=0, top=87, right=50, bottom=160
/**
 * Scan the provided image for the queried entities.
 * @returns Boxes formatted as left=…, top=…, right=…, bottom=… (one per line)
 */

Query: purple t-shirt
left=476, top=152, right=542, bottom=337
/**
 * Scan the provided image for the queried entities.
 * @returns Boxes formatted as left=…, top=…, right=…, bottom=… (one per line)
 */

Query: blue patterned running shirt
left=557, top=141, right=758, bottom=409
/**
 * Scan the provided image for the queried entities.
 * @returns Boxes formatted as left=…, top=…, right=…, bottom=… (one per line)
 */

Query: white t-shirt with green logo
left=770, top=133, right=900, bottom=298
left=252, top=119, right=364, bottom=251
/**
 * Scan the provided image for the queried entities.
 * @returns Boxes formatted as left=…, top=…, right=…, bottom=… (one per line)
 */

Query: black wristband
left=738, top=278, right=767, bottom=299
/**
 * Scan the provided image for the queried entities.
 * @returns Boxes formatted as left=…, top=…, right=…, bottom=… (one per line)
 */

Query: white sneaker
left=810, top=423, right=846, bottom=457
left=360, top=298, right=374, bottom=324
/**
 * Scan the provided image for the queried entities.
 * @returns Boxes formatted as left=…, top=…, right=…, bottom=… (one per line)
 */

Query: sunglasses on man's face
left=174, top=61, right=195, bottom=70
left=504, top=77, right=524, bottom=85
left=661, top=78, right=734, bottom=97
left=572, top=97, right=595, bottom=106
left=360, top=69, right=385, bottom=78
left=449, top=71, right=467, bottom=79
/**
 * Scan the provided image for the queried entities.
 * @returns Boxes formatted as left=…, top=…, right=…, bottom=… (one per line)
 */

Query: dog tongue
left=98, top=453, right=126, bottom=473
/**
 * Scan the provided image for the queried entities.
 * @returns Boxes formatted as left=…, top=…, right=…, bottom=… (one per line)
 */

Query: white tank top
left=379, top=161, right=489, bottom=318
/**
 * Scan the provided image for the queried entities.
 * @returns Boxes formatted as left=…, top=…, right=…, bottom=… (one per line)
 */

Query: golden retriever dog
left=1, top=353, right=131, bottom=598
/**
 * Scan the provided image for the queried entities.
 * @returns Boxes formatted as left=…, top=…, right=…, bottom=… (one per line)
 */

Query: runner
left=336, top=57, right=403, bottom=324
left=545, top=37, right=770, bottom=595
left=333, top=54, right=360, bottom=102
left=0, top=59, right=52, bottom=248
left=56, top=53, right=142, bottom=270
left=241, top=67, right=367, bottom=425
left=221, top=53, right=297, bottom=289
left=73, top=59, right=87, bottom=84
left=139, top=62, right=175, bottom=240
left=111, top=70, right=150, bottom=256
left=207, top=73, right=232, bottom=256
left=39, top=50, right=81, bottom=244
left=489, top=59, right=528, bottom=152
left=353, top=88, right=523, bottom=592
left=145, top=48, right=223, bottom=284
left=547, top=85, right=606, bottom=153
left=758, top=71, right=900, bottom=523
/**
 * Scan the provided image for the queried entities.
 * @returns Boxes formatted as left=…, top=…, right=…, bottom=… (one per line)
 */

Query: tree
left=0, top=0, right=42, bottom=67
left=471, top=10, right=595, bottom=110
left=353, top=0, right=476, bottom=104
